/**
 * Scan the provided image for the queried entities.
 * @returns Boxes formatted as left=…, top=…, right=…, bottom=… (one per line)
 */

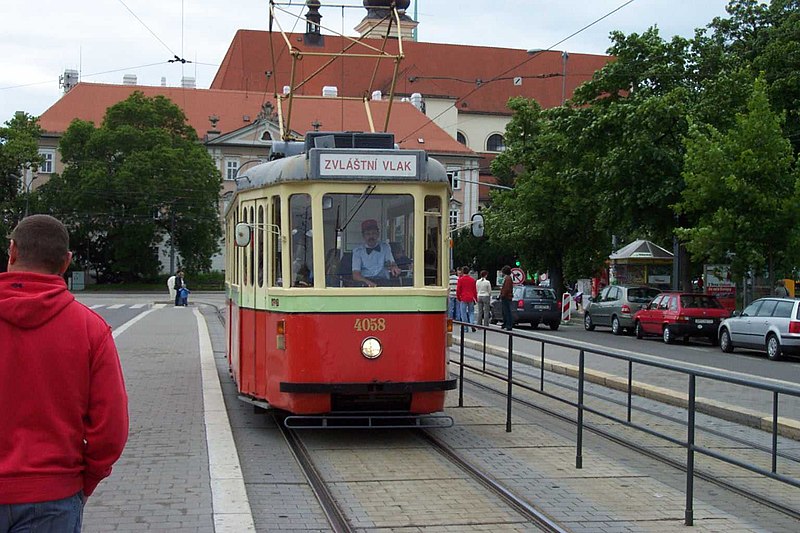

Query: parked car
left=490, top=285, right=561, bottom=330
left=584, top=285, right=661, bottom=335
left=633, top=292, right=730, bottom=344
left=718, top=297, right=800, bottom=360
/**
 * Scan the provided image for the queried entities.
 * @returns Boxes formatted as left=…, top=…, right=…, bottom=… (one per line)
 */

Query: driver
left=351, top=219, right=400, bottom=287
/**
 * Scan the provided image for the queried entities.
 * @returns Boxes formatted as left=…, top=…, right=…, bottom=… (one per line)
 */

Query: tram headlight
left=361, top=337, right=382, bottom=359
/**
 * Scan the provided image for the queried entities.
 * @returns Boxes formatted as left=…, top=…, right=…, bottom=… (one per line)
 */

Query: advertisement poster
left=704, top=264, right=736, bottom=311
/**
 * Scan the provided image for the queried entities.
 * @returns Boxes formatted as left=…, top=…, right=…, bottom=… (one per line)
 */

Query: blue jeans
left=459, top=301, right=475, bottom=327
left=501, top=299, right=514, bottom=330
left=0, top=491, right=84, bottom=533
left=449, top=297, right=461, bottom=320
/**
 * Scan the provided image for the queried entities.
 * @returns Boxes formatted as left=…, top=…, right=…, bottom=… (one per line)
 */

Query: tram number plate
left=354, top=318, right=386, bottom=331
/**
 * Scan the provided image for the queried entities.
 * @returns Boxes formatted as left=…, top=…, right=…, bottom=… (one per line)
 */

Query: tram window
left=242, top=207, right=248, bottom=286
left=290, top=194, right=313, bottom=287
left=249, top=206, right=255, bottom=287
left=257, top=205, right=265, bottom=287
left=424, top=196, right=442, bottom=286
left=233, top=210, right=239, bottom=285
left=271, top=196, right=283, bottom=287
left=322, top=193, right=414, bottom=287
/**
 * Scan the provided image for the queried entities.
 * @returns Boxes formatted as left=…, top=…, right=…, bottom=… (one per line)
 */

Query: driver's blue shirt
left=351, top=242, right=395, bottom=279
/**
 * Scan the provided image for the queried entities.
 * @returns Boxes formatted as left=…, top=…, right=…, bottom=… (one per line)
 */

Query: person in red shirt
left=0, top=215, right=129, bottom=532
left=456, top=265, right=478, bottom=332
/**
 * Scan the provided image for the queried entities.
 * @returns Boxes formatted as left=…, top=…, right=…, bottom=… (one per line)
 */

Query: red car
left=633, top=292, right=730, bottom=344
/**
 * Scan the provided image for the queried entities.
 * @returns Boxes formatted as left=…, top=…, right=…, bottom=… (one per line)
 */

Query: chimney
left=123, top=74, right=137, bottom=86
left=181, top=76, right=196, bottom=89
left=322, top=86, right=338, bottom=97
left=59, top=69, right=79, bottom=94
left=161, top=77, right=167, bottom=87
left=371, top=90, right=382, bottom=101
left=410, top=92, right=424, bottom=112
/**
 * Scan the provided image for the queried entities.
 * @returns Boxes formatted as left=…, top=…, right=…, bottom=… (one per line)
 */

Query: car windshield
left=515, top=286, right=556, bottom=300
left=628, top=287, right=661, bottom=303
left=680, top=295, right=723, bottom=309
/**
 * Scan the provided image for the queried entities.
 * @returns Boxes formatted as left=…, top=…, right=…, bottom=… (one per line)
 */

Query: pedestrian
left=476, top=269, right=492, bottom=327
left=448, top=269, right=460, bottom=320
left=167, top=273, right=176, bottom=300
left=774, top=279, right=790, bottom=297
left=500, top=265, right=514, bottom=330
left=174, top=269, right=187, bottom=306
left=456, top=265, right=478, bottom=331
left=0, top=214, right=129, bottom=532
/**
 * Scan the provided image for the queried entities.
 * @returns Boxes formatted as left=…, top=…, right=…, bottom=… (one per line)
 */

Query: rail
left=451, top=320, right=800, bottom=526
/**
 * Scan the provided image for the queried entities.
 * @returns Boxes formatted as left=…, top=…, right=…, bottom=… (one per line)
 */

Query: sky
left=0, top=0, right=732, bottom=123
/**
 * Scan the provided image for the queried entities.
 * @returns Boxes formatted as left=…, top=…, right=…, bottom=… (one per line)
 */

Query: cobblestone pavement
left=77, top=294, right=799, bottom=532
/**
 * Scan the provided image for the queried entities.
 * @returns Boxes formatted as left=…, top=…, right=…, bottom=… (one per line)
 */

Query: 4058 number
left=354, top=318, right=386, bottom=331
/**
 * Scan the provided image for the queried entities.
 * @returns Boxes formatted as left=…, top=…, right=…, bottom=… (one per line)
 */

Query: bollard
left=561, top=293, right=572, bottom=323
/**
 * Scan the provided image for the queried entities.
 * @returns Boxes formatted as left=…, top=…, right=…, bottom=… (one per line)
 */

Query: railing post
left=539, top=342, right=545, bottom=391
left=482, top=327, right=487, bottom=373
left=685, top=374, right=696, bottom=526
left=627, top=360, right=633, bottom=423
left=506, top=333, right=513, bottom=433
left=458, top=323, right=465, bottom=408
left=772, top=391, right=779, bottom=473
left=576, top=349, right=584, bottom=469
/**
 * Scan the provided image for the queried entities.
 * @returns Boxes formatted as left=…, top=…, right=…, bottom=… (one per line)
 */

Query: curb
left=459, top=337, right=800, bottom=440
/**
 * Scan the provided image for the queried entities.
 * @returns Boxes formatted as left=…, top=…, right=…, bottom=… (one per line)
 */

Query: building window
left=447, top=168, right=460, bottom=190
left=449, top=209, right=459, bottom=229
left=39, top=150, right=55, bottom=174
left=225, top=159, right=239, bottom=180
left=486, top=133, right=505, bottom=152
left=456, top=131, right=467, bottom=145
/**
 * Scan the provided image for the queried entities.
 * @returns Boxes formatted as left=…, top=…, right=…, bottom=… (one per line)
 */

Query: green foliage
left=38, top=92, right=222, bottom=282
left=0, top=112, right=42, bottom=232
left=677, top=78, right=798, bottom=281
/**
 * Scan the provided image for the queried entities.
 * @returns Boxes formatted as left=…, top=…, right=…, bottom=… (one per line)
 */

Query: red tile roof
left=212, top=31, right=612, bottom=114
left=37, top=82, right=473, bottom=155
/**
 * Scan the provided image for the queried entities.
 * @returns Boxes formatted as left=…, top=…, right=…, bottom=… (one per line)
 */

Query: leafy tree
left=676, top=78, right=798, bottom=285
left=487, top=98, right=607, bottom=294
left=0, top=112, right=42, bottom=268
left=39, top=92, right=222, bottom=281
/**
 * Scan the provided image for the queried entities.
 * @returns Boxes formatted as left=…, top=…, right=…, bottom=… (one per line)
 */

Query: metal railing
left=451, top=321, right=800, bottom=526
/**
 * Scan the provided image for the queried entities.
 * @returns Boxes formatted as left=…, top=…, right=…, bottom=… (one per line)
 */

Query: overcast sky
left=1, top=0, right=732, bottom=123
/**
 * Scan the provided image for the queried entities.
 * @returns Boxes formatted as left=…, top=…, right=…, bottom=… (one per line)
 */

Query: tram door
left=240, top=200, right=259, bottom=395
left=252, top=200, right=270, bottom=398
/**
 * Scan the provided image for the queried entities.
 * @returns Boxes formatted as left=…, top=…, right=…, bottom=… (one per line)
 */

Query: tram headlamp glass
left=361, top=337, right=382, bottom=359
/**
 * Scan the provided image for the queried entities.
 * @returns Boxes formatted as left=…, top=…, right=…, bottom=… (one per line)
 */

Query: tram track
left=457, top=361, right=800, bottom=522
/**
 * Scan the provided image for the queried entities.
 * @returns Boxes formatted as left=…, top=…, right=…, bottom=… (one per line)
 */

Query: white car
left=718, top=298, right=800, bottom=360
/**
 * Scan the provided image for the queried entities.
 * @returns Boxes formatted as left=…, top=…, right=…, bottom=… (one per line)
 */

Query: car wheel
left=584, top=313, right=595, bottom=331
left=663, top=326, right=674, bottom=344
left=719, top=329, right=734, bottom=353
left=611, top=316, right=622, bottom=335
left=549, top=321, right=560, bottom=331
left=635, top=321, right=644, bottom=339
left=767, top=334, right=782, bottom=361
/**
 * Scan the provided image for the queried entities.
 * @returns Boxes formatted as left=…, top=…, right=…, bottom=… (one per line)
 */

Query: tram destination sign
left=311, top=150, right=422, bottom=180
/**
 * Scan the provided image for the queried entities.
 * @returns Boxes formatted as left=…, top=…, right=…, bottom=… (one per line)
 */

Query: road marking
left=111, top=308, right=156, bottom=340
left=107, top=304, right=125, bottom=309
left=130, top=303, right=146, bottom=309
left=194, top=308, right=255, bottom=532
left=89, top=304, right=104, bottom=309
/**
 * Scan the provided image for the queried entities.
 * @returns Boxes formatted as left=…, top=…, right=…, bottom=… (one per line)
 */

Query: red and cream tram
left=224, top=131, right=456, bottom=426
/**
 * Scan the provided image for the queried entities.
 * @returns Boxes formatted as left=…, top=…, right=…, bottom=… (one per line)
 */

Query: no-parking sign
left=510, top=268, right=525, bottom=285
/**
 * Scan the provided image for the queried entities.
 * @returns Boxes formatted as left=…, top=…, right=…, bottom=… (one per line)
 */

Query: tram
left=224, top=131, right=457, bottom=426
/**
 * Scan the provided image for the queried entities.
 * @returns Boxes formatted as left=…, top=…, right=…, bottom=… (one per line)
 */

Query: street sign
left=510, top=268, right=525, bottom=285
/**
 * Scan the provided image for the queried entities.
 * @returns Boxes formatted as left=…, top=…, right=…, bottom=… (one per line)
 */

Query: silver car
left=718, top=298, right=800, bottom=360
left=584, top=285, right=661, bottom=335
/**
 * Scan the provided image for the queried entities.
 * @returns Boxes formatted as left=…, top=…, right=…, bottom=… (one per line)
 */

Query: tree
left=676, top=78, right=799, bottom=285
left=487, top=98, right=607, bottom=295
left=39, top=92, right=222, bottom=281
left=0, top=112, right=42, bottom=269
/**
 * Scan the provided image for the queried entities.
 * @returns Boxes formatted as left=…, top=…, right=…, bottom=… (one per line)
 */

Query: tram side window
left=271, top=196, right=283, bottom=287
left=249, top=206, right=255, bottom=287
left=242, top=208, right=248, bottom=286
left=233, top=210, right=239, bottom=285
left=290, top=194, right=313, bottom=287
left=322, top=193, right=414, bottom=287
left=424, top=196, right=442, bottom=286
left=257, top=205, right=265, bottom=287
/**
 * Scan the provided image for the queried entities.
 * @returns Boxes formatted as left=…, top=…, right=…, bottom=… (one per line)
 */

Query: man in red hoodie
left=0, top=215, right=129, bottom=532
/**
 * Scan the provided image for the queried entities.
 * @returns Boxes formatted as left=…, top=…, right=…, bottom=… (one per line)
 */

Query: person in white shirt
left=476, top=270, right=492, bottom=326
left=448, top=269, right=460, bottom=320
left=351, top=219, right=400, bottom=287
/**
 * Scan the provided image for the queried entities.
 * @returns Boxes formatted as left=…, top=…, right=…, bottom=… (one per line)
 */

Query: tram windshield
left=323, top=193, right=416, bottom=287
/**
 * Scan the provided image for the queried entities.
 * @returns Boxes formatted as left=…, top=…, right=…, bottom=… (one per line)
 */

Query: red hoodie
left=0, top=272, right=129, bottom=503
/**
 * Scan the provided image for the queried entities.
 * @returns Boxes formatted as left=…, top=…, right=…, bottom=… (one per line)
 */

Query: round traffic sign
left=510, top=267, right=525, bottom=285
